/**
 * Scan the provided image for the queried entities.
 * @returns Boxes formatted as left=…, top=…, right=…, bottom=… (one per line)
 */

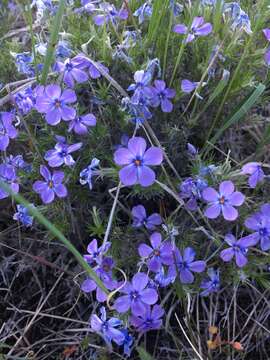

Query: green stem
left=40, top=0, right=66, bottom=84
left=0, top=181, right=108, bottom=294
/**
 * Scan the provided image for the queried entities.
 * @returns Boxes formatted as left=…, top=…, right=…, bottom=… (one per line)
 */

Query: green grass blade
left=137, top=346, right=154, bottom=360
left=0, top=181, right=109, bottom=294
left=40, top=0, right=66, bottom=84
left=204, top=83, right=265, bottom=155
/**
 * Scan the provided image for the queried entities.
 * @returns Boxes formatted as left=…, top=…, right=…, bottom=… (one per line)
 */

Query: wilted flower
left=154, top=266, right=176, bottom=287
left=35, top=84, right=77, bottom=125
left=241, top=162, right=265, bottom=188
left=12, top=52, right=34, bottom=76
left=169, top=247, right=206, bottom=284
left=13, top=204, right=34, bottom=227
left=223, top=2, right=252, bottom=34
left=33, top=165, right=67, bottom=204
left=114, top=272, right=158, bottom=315
left=91, top=307, right=125, bottom=346
left=83, top=238, right=111, bottom=265
left=114, top=137, right=163, bottom=187
left=203, top=181, right=245, bottom=221
left=173, top=17, right=212, bottom=43
left=179, top=177, right=208, bottom=211
left=79, top=158, right=100, bottom=190
left=200, top=268, right=220, bottom=296
left=131, top=304, right=164, bottom=333
left=220, top=233, right=257, bottom=268
left=15, top=87, right=35, bottom=115
left=127, top=70, right=152, bottom=104
left=0, top=112, right=17, bottom=151
left=133, top=1, right=152, bottom=24
left=138, top=232, right=173, bottom=272
left=132, top=204, right=162, bottom=230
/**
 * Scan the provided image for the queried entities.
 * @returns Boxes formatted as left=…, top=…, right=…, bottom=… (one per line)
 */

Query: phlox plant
left=0, top=0, right=270, bottom=359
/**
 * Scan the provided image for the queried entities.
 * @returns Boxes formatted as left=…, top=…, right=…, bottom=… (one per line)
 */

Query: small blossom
left=0, top=163, right=19, bottom=199
left=33, top=165, right=67, bottom=204
left=91, top=307, right=125, bottom=346
left=127, top=70, right=152, bottom=104
left=154, top=266, right=176, bottom=287
left=79, top=158, right=100, bottom=190
left=13, top=204, right=34, bottom=227
left=241, top=162, right=265, bottom=188
left=139, top=232, right=173, bottom=272
left=131, top=304, right=164, bottom=333
left=114, top=272, right=158, bottom=315
left=200, top=268, right=220, bottom=296
left=132, top=204, right=162, bottom=230
left=169, top=247, right=206, bottom=284
left=44, top=139, right=82, bottom=167
left=83, top=238, right=111, bottom=265
left=173, top=17, right=212, bottom=43
left=148, top=80, right=176, bottom=113
left=0, top=112, right=17, bottom=151
left=93, top=3, right=128, bottom=26
left=203, top=181, right=245, bottom=221
left=179, top=177, right=208, bottom=211
left=220, top=234, right=258, bottom=268
left=35, top=84, right=77, bottom=125
left=68, top=113, right=96, bottom=135
left=54, top=56, right=88, bottom=88
left=114, top=137, right=163, bottom=187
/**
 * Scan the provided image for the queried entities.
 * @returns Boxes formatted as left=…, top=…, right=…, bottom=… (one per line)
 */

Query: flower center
left=54, top=99, right=61, bottom=108
left=130, top=291, right=139, bottom=300
left=134, top=159, right=142, bottom=166
left=48, top=180, right=54, bottom=188
left=219, top=196, right=226, bottom=205
left=153, top=249, right=160, bottom=257
left=259, top=227, right=268, bottom=237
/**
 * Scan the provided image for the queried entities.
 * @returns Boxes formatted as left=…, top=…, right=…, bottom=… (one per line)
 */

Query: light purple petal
left=181, top=79, right=197, bottom=93
left=204, top=204, right=221, bottom=219
left=143, top=147, right=163, bottom=166
left=220, top=248, right=234, bottom=262
left=40, top=165, right=51, bottom=181
left=60, top=106, right=76, bottom=121
left=150, top=232, right=162, bottom=248
left=224, top=234, right=236, bottom=246
left=195, top=23, right=212, bottom=36
left=139, top=243, right=153, bottom=258
left=235, top=252, right=248, bottom=268
left=219, top=181, right=234, bottom=196
left=222, top=204, right=238, bottom=221
left=264, top=49, right=270, bottom=66
left=161, top=98, right=173, bottom=112
left=128, top=137, right=146, bottom=158
left=173, top=24, right=187, bottom=34
left=189, top=260, right=206, bottom=273
left=132, top=204, right=146, bottom=222
left=132, top=272, right=148, bottom=291
left=54, top=184, right=67, bottom=198
left=183, top=247, right=195, bottom=263
left=227, top=191, right=245, bottom=206
left=140, top=288, right=158, bottom=304
left=81, top=278, right=96, bottom=292
left=41, top=188, right=55, bottom=204
left=237, top=234, right=259, bottom=247
left=263, top=28, right=270, bottom=41
left=61, top=89, right=77, bottom=103
left=45, top=84, right=61, bottom=99
left=114, top=148, right=133, bottom=165
left=119, top=164, right=137, bottom=186
left=137, top=166, right=156, bottom=187
left=33, top=180, right=47, bottom=193
left=114, top=295, right=130, bottom=313
left=46, top=108, right=62, bottom=125
left=191, top=17, right=204, bottom=29
left=154, top=80, right=166, bottom=91
left=180, top=269, right=194, bottom=284
left=202, top=187, right=219, bottom=201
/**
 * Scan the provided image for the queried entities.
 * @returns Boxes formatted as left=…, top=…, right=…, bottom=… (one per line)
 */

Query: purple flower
left=148, top=80, right=176, bottom=113
left=154, top=266, right=175, bottom=287
left=93, top=3, right=128, bottom=26
left=169, top=247, right=206, bottom=284
left=81, top=257, right=117, bottom=302
left=131, top=304, right=164, bottom=333
left=173, top=17, right=212, bottom=43
left=220, top=234, right=258, bottom=268
left=114, top=137, right=163, bottom=187
left=33, top=165, right=67, bottom=204
left=132, top=204, right=162, bottom=230
left=13, top=204, right=34, bottom=227
left=54, top=56, right=88, bottom=88
left=83, top=238, right=111, bottom=265
left=202, top=181, right=245, bottom=221
left=35, top=84, right=77, bottom=125
left=44, top=139, right=82, bottom=167
left=127, top=70, right=152, bottom=105
left=91, top=307, right=125, bottom=346
left=181, top=79, right=199, bottom=93
left=179, top=177, right=208, bottom=211
left=133, top=1, right=152, bottom=24
left=114, top=272, right=158, bottom=315
left=0, top=164, right=19, bottom=199
left=79, top=158, right=100, bottom=190
left=0, top=112, right=17, bottom=151
left=244, top=204, right=270, bottom=251
left=263, top=28, right=270, bottom=41
left=139, top=232, right=173, bottom=272
left=68, top=113, right=96, bottom=135
left=122, top=96, right=153, bottom=125
left=15, top=87, right=35, bottom=114
left=200, top=268, right=220, bottom=296
left=241, top=162, right=265, bottom=188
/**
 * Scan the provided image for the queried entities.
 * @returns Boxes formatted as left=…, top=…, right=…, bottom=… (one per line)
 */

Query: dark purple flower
left=33, top=165, right=67, bottom=204
left=13, top=204, right=34, bottom=227
left=132, top=204, right=162, bottom=230
left=35, top=84, right=77, bottom=125
left=68, top=113, right=96, bottom=135
left=241, top=162, right=265, bottom=188
left=114, top=137, right=163, bottom=187
left=130, top=304, right=164, bottom=333
left=179, top=177, right=208, bottom=211
left=148, top=80, right=176, bottom=113
left=91, top=307, right=125, bottom=346
left=200, top=268, right=220, bottom=296
left=139, top=232, right=173, bottom=272
left=114, top=272, right=158, bottom=315
left=44, top=139, right=82, bottom=167
left=244, top=204, right=270, bottom=251
left=0, top=163, right=19, bottom=199
left=54, top=56, right=88, bottom=88
left=0, top=112, right=17, bottom=151
left=203, top=181, right=245, bottom=221
left=220, top=233, right=258, bottom=268
left=169, top=247, right=206, bottom=284
left=83, top=238, right=111, bottom=266
left=81, top=257, right=117, bottom=302
left=173, top=17, right=212, bottom=43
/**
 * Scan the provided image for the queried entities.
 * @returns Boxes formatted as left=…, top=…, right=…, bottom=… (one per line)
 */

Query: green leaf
left=137, top=346, right=155, bottom=360
left=204, top=83, right=265, bottom=155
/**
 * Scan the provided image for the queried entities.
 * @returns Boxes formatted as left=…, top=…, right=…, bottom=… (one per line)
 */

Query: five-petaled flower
left=173, top=17, right=212, bottom=43
left=114, top=137, right=163, bottom=187
left=35, top=84, right=77, bottom=125
left=44, top=139, right=82, bottom=167
left=68, top=113, right=96, bottom=135
left=148, top=80, right=176, bottom=113
left=33, top=165, right=67, bottom=204
left=130, top=304, right=164, bottom=333
left=203, top=181, right=245, bottom=221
